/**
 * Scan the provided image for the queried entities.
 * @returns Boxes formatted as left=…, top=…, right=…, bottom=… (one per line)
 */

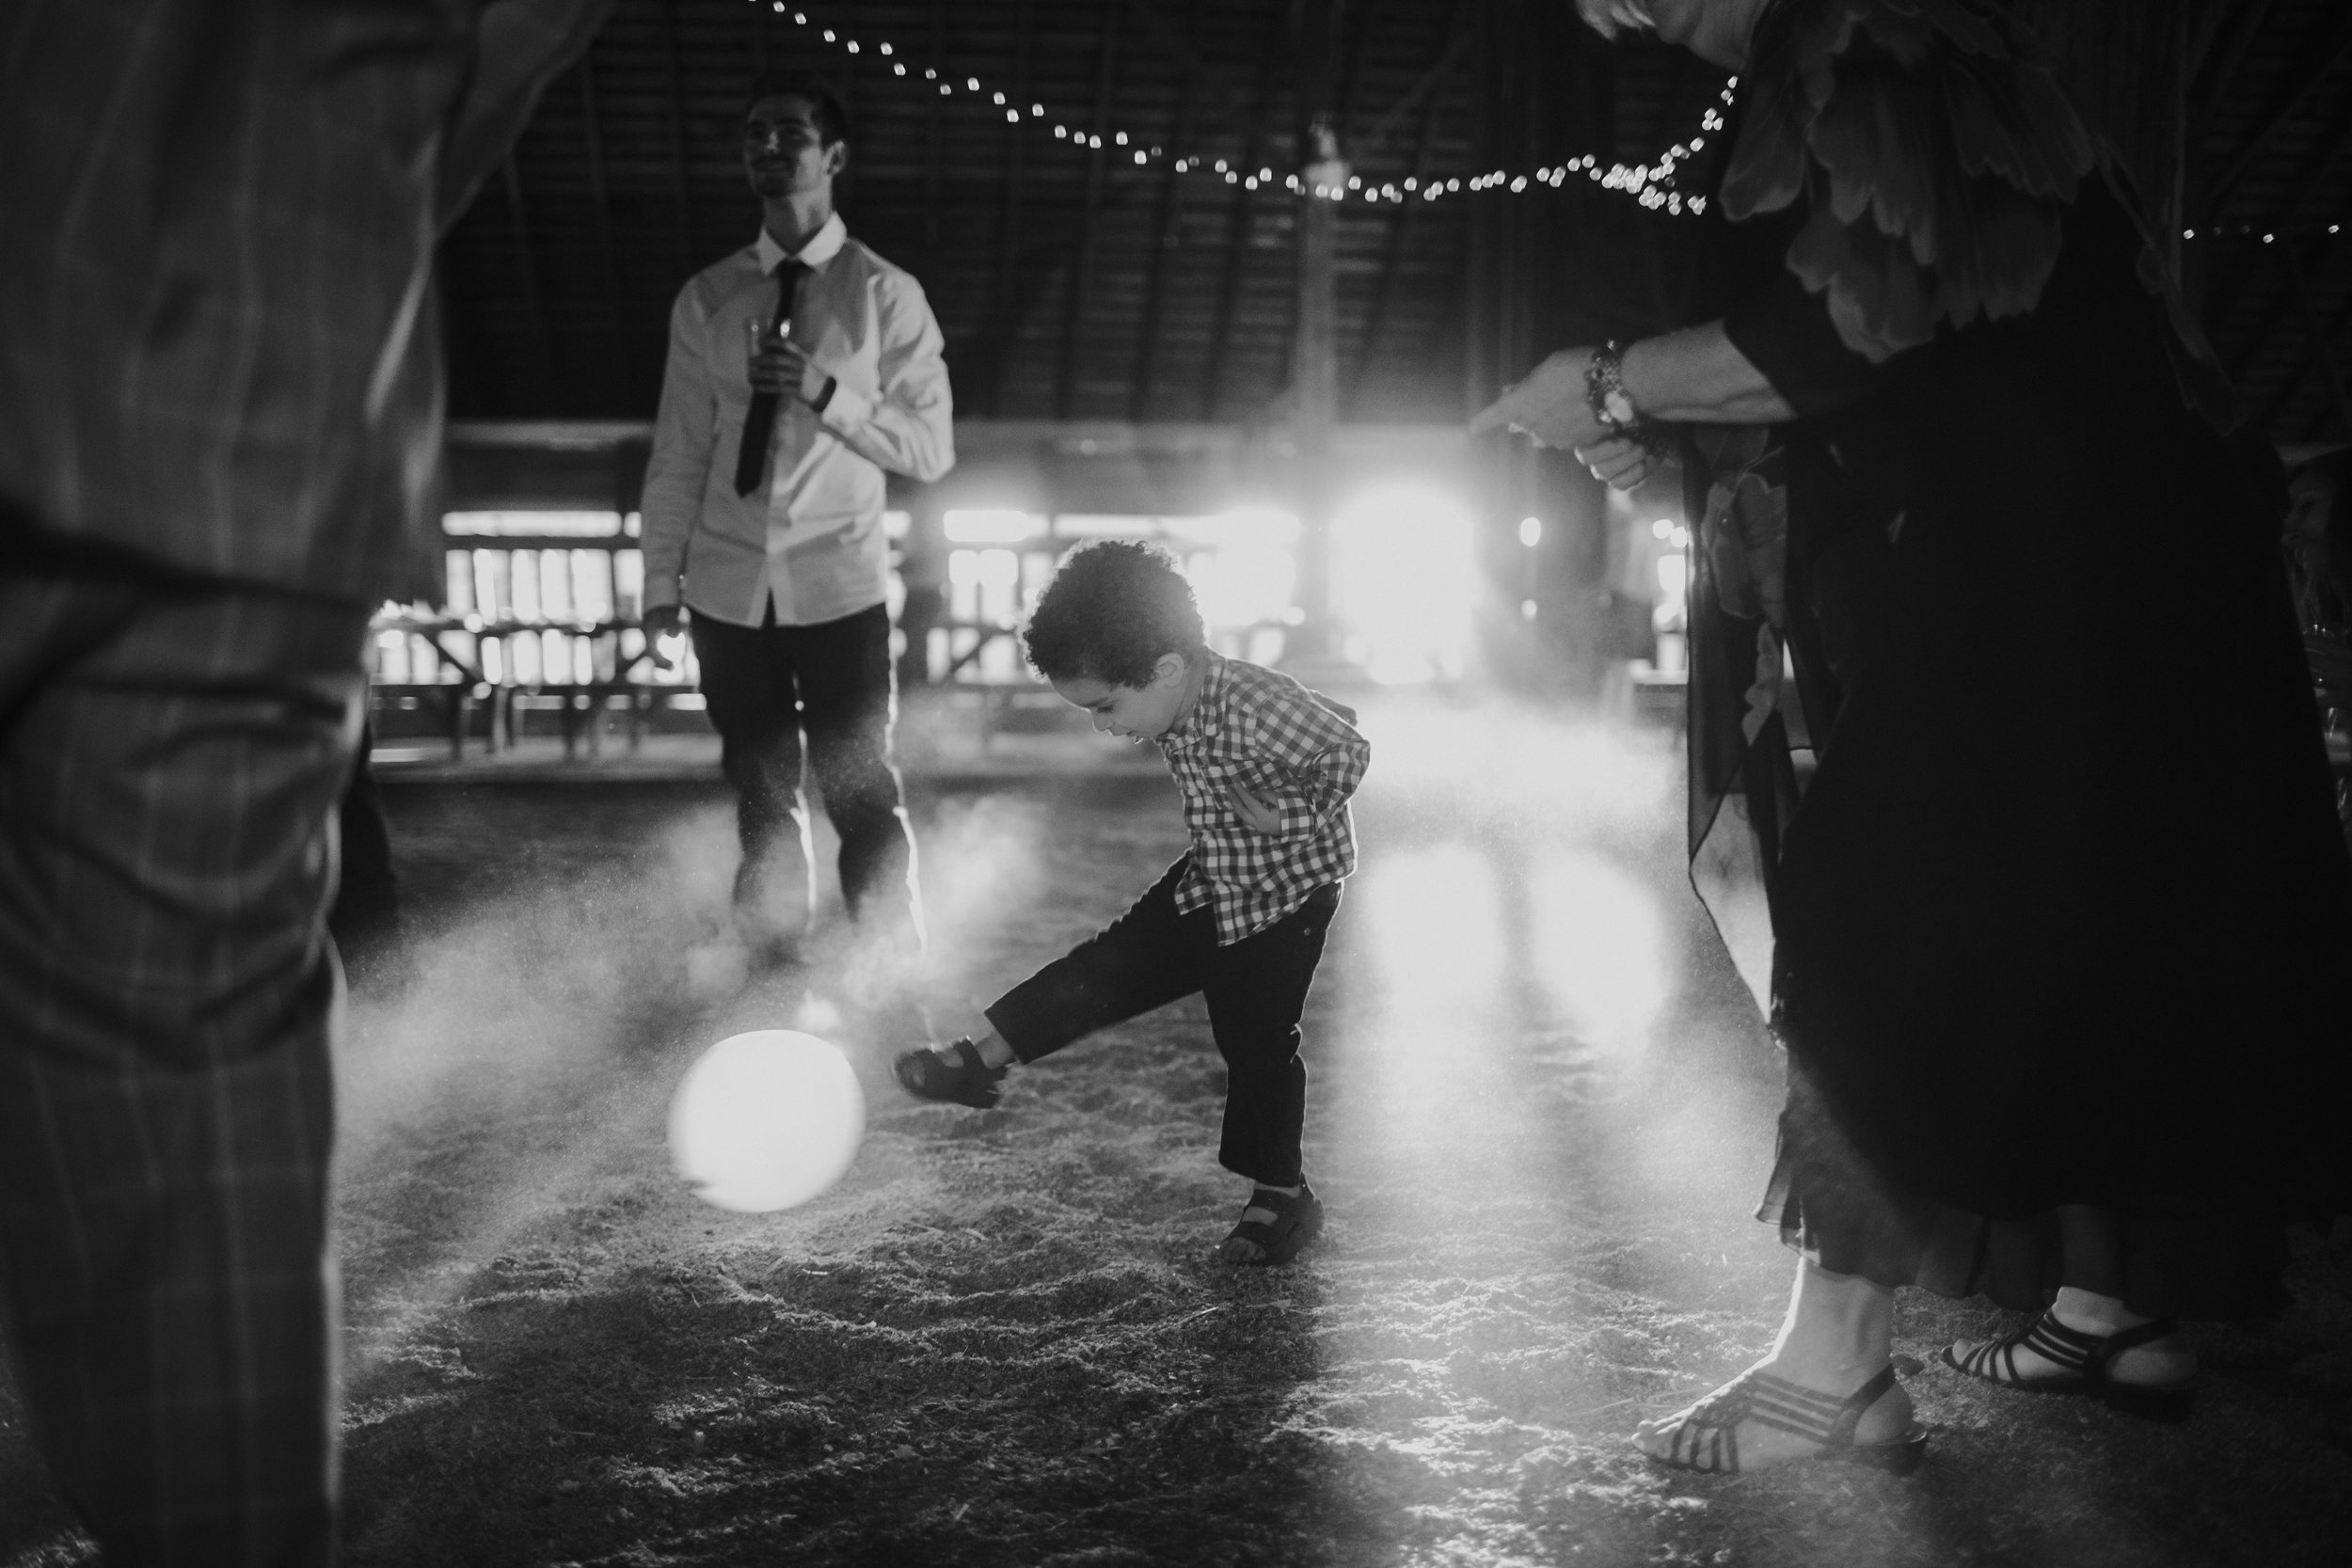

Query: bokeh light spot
left=669, top=1030, right=864, bottom=1212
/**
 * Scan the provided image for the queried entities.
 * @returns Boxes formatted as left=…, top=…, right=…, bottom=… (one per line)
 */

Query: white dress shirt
left=640, top=214, right=954, bottom=627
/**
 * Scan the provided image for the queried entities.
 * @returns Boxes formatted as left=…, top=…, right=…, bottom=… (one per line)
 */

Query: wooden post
left=1291, top=0, right=1343, bottom=662
left=1055, top=1, right=1123, bottom=419
left=1464, top=0, right=1498, bottom=422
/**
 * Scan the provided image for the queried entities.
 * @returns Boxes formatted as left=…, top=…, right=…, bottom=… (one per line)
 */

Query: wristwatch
left=1585, top=341, right=1640, bottom=434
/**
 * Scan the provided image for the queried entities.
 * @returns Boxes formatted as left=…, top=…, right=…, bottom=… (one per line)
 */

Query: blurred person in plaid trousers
left=0, top=3, right=612, bottom=1561
left=894, top=541, right=1371, bottom=1267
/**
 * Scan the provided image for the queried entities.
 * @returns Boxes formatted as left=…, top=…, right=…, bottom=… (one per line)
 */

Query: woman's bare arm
left=1622, top=323, right=1795, bottom=424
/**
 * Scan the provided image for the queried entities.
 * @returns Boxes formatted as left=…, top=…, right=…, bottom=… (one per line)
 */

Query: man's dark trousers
left=983, top=857, right=1340, bottom=1188
left=689, top=600, right=917, bottom=942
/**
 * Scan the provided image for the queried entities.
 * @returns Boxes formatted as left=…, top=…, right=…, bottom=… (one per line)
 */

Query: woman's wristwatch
left=1584, top=341, right=1671, bottom=459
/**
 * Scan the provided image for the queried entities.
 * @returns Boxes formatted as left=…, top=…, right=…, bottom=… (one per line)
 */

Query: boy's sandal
left=1644, top=1364, right=1928, bottom=1476
left=891, top=1037, right=1008, bottom=1109
left=1940, top=1310, right=2193, bottom=1420
left=1224, top=1182, right=1325, bottom=1267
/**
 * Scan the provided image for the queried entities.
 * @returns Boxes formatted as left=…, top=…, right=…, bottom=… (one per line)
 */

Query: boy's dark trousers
left=983, top=856, right=1340, bottom=1188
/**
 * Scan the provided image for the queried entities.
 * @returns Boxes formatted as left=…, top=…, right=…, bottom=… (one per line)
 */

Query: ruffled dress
left=1679, top=0, right=2352, bottom=1319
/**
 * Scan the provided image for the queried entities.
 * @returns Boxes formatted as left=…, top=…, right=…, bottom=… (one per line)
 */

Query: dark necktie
left=733, top=259, right=807, bottom=498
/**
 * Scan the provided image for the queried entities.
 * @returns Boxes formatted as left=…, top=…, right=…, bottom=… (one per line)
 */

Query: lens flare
left=1330, top=485, right=1479, bottom=683
left=669, top=1030, right=865, bottom=1212
left=1356, top=844, right=1507, bottom=1004
left=1188, top=545, right=1297, bottom=629
left=1529, top=849, right=1668, bottom=1057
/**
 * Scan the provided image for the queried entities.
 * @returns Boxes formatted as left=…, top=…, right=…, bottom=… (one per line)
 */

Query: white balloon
left=669, top=1030, right=865, bottom=1212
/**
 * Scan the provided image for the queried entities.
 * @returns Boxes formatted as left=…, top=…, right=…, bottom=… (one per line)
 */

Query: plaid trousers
left=0, top=558, right=365, bottom=1566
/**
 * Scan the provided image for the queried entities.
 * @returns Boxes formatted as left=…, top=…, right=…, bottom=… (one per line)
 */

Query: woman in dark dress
left=1475, top=0, right=2352, bottom=1474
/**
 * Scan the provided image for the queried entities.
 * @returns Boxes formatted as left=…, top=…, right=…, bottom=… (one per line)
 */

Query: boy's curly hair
left=1021, top=539, right=1206, bottom=689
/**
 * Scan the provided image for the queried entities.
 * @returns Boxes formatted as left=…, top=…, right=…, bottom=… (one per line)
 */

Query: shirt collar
left=755, top=212, right=848, bottom=274
left=1157, top=651, right=1227, bottom=750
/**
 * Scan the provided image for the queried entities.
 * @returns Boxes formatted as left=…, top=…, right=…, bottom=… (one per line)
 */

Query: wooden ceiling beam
left=573, top=57, right=631, bottom=399
left=501, top=155, right=559, bottom=412
left=2207, top=87, right=2352, bottom=374
left=923, top=0, right=946, bottom=257
left=1122, top=0, right=1268, bottom=135
left=2185, top=0, right=2236, bottom=84
left=1348, top=47, right=1449, bottom=413
left=2196, top=0, right=2280, bottom=107
left=961, top=182, right=1154, bottom=413
left=1351, top=30, right=1470, bottom=169
left=1055, top=2, right=1126, bottom=420
left=2285, top=243, right=2352, bottom=441
left=2203, top=6, right=2352, bottom=215
left=2230, top=262, right=2325, bottom=424
left=657, top=0, right=698, bottom=277
left=1335, top=0, right=1384, bottom=132
left=2255, top=243, right=2352, bottom=439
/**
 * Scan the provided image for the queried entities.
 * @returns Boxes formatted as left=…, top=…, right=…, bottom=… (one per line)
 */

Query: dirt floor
left=4, top=699, right=2350, bottom=1567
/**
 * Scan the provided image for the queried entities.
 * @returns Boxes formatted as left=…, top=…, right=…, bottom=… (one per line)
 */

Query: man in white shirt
left=641, top=71, right=952, bottom=997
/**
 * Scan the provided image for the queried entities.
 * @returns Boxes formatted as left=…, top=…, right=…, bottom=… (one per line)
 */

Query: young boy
left=893, top=540, right=1370, bottom=1265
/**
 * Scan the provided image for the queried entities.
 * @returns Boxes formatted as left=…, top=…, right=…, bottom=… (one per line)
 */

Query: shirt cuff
left=814, top=378, right=871, bottom=435
left=1273, top=794, right=1321, bottom=839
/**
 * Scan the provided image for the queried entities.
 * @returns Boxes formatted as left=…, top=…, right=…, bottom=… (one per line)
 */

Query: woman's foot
left=1634, top=1358, right=1924, bottom=1475
left=1219, top=1181, right=1324, bottom=1265
left=1635, top=1259, right=1915, bottom=1473
left=1942, top=1300, right=2195, bottom=1418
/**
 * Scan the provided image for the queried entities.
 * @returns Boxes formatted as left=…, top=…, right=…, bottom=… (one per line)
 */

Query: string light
left=2182, top=223, right=2346, bottom=240
left=747, top=2, right=1728, bottom=216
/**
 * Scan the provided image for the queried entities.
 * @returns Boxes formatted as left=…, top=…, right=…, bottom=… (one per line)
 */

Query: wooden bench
left=368, top=616, right=696, bottom=760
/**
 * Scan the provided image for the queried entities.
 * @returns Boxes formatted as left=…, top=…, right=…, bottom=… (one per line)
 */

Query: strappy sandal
left=891, top=1037, right=1009, bottom=1109
left=1643, top=1365, right=1927, bottom=1476
left=1223, top=1182, right=1325, bottom=1266
left=1941, top=1311, right=2193, bottom=1421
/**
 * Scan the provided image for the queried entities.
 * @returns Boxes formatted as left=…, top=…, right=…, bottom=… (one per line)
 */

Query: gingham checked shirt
left=1156, top=653, right=1372, bottom=945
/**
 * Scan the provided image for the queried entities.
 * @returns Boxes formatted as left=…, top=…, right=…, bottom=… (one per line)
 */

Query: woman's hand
left=1575, top=433, right=1671, bottom=491
left=1469, top=348, right=1613, bottom=451
left=1472, top=328, right=1796, bottom=444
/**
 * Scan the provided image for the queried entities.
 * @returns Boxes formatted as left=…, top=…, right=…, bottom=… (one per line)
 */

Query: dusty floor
left=4, top=700, right=2350, bottom=1566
